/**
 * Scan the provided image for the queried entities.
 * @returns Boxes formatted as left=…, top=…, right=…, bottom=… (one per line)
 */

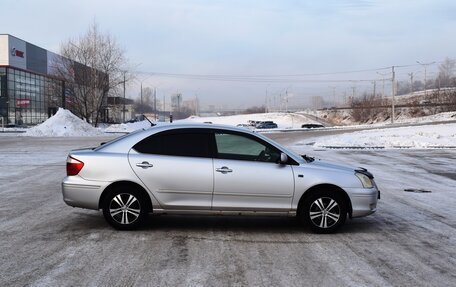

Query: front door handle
left=136, top=161, right=153, bottom=168
left=216, top=166, right=233, bottom=173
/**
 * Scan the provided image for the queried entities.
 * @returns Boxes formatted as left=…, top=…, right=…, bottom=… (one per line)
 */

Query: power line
left=132, top=60, right=449, bottom=85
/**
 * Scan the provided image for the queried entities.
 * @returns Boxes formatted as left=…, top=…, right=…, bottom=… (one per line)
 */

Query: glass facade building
left=0, top=34, right=105, bottom=126
left=0, top=66, right=63, bottom=125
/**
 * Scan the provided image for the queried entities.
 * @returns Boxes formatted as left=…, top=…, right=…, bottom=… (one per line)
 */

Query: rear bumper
left=62, top=176, right=108, bottom=210
left=345, top=187, right=379, bottom=218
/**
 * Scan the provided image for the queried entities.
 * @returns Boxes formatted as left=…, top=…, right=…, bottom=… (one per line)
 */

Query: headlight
left=355, top=172, right=374, bottom=188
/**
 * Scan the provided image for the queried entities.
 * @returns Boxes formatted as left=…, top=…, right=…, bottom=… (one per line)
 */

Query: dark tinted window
left=133, top=131, right=211, bottom=158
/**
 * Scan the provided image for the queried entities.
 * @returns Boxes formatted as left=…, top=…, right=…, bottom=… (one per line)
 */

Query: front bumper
left=62, top=176, right=108, bottom=210
left=345, top=187, right=379, bottom=218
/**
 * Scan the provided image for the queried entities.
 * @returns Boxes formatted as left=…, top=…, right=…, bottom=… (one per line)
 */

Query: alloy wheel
left=309, top=197, right=341, bottom=229
left=109, top=193, right=141, bottom=225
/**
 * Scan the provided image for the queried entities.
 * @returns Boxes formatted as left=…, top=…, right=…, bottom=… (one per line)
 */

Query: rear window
left=133, top=130, right=211, bottom=158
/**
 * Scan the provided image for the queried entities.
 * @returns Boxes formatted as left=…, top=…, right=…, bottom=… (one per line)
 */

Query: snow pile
left=24, top=108, right=104, bottom=137
left=104, top=120, right=151, bottom=133
left=183, top=112, right=321, bottom=129
left=312, top=123, right=456, bottom=149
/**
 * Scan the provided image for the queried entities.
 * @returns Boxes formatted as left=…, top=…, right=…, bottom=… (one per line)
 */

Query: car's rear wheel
left=102, top=187, right=147, bottom=230
left=301, top=190, right=347, bottom=233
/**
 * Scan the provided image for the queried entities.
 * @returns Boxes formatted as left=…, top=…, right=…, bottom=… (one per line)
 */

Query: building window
left=3, top=67, right=63, bottom=125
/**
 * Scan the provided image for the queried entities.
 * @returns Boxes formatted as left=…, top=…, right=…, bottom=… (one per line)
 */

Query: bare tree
left=437, top=57, right=456, bottom=88
left=142, top=87, right=153, bottom=105
left=52, top=22, right=129, bottom=126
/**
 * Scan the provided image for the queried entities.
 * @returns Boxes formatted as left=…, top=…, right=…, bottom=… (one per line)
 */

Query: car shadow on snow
left=59, top=211, right=381, bottom=235
left=139, top=214, right=380, bottom=235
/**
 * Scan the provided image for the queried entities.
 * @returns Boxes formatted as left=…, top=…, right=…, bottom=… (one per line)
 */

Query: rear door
left=211, top=131, right=295, bottom=211
left=129, top=129, right=214, bottom=210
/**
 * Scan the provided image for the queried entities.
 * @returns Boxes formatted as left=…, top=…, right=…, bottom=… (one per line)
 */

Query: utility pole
left=416, top=61, right=436, bottom=97
left=265, top=89, right=268, bottom=113
left=391, top=66, right=396, bottom=124
left=328, top=86, right=336, bottom=107
left=285, top=90, right=288, bottom=113
left=123, top=71, right=126, bottom=123
left=153, top=87, right=157, bottom=120
left=372, top=81, right=376, bottom=97
left=140, top=82, right=143, bottom=105
left=195, top=94, right=200, bottom=116
left=408, top=72, right=414, bottom=95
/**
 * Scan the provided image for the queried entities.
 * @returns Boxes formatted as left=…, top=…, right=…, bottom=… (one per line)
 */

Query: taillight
left=66, top=156, right=84, bottom=176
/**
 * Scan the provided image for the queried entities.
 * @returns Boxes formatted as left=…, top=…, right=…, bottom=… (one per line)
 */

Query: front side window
left=215, top=132, right=280, bottom=163
left=133, top=130, right=211, bottom=158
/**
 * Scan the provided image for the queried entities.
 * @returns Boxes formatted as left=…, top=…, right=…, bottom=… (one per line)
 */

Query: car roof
left=98, top=123, right=257, bottom=152
left=96, top=122, right=304, bottom=164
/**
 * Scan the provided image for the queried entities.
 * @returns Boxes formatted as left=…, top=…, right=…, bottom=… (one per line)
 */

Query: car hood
left=306, top=159, right=357, bottom=173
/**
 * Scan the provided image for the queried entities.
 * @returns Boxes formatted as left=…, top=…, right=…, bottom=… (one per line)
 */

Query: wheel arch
left=99, top=181, right=153, bottom=212
left=297, top=184, right=353, bottom=218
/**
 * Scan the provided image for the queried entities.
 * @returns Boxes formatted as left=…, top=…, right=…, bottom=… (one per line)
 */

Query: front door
left=211, top=131, right=295, bottom=211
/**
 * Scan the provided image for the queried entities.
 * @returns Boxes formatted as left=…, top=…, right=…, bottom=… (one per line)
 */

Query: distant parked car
left=248, top=120, right=261, bottom=127
left=301, top=124, right=325, bottom=129
left=62, top=123, right=379, bottom=233
left=256, top=122, right=278, bottom=129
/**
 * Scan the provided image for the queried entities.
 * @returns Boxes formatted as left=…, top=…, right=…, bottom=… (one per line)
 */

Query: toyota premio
left=62, top=123, right=379, bottom=233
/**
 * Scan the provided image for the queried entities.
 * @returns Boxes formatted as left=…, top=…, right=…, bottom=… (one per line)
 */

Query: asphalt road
left=0, top=135, right=455, bottom=286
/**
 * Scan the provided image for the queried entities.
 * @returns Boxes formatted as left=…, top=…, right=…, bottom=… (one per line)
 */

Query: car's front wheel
left=301, top=190, right=347, bottom=233
left=102, top=187, right=147, bottom=230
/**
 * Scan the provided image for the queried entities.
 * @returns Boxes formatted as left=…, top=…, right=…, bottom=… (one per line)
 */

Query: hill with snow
left=183, top=112, right=321, bottom=129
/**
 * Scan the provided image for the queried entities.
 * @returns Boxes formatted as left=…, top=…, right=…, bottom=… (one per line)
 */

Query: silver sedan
left=62, top=124, right=379, bottom=233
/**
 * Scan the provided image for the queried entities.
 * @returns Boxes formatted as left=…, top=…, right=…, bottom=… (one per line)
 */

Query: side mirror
left=279, top=153, right=288, bottom=164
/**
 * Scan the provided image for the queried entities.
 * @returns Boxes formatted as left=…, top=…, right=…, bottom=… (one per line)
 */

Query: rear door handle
left=216, top=166, right=233, bottom=173
left=136, top=161, right=153, bottom=168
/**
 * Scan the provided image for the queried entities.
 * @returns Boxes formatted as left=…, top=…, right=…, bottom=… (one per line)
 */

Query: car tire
left=300, top=189, right=347, bottom=233
left=102, top=186, right=148, bottom=230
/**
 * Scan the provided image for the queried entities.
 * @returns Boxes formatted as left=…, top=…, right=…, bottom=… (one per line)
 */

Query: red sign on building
left=16, top=98, right=31, bottom=107
left=11, top=47, right=25, bottom=58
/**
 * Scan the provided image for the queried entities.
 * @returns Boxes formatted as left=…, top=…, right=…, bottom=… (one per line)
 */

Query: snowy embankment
left=104, top=112, right=322, bottom=133
left=23, top=108, right=103, bottom=137
left=183, top=112, right=321, bottom=129
left=310, top=123, right=456, bottom=149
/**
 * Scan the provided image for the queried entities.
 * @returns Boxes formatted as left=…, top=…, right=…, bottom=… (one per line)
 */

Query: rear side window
left=133, top=131, right=211, bottom=158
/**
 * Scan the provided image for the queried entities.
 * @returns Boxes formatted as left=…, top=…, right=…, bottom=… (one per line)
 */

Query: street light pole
left=416, top=61, right=436, bottom=97
left=391, top=66, right=396, bottom=124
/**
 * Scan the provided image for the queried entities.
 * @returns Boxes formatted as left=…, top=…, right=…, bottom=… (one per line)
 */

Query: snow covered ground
left=293, top=123, right=456, bottom=149
left=0, top=136, right=455, bottom=286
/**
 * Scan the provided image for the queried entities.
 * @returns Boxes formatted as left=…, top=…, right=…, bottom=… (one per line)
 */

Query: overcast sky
left=2, top=0, right=455, bottom=109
